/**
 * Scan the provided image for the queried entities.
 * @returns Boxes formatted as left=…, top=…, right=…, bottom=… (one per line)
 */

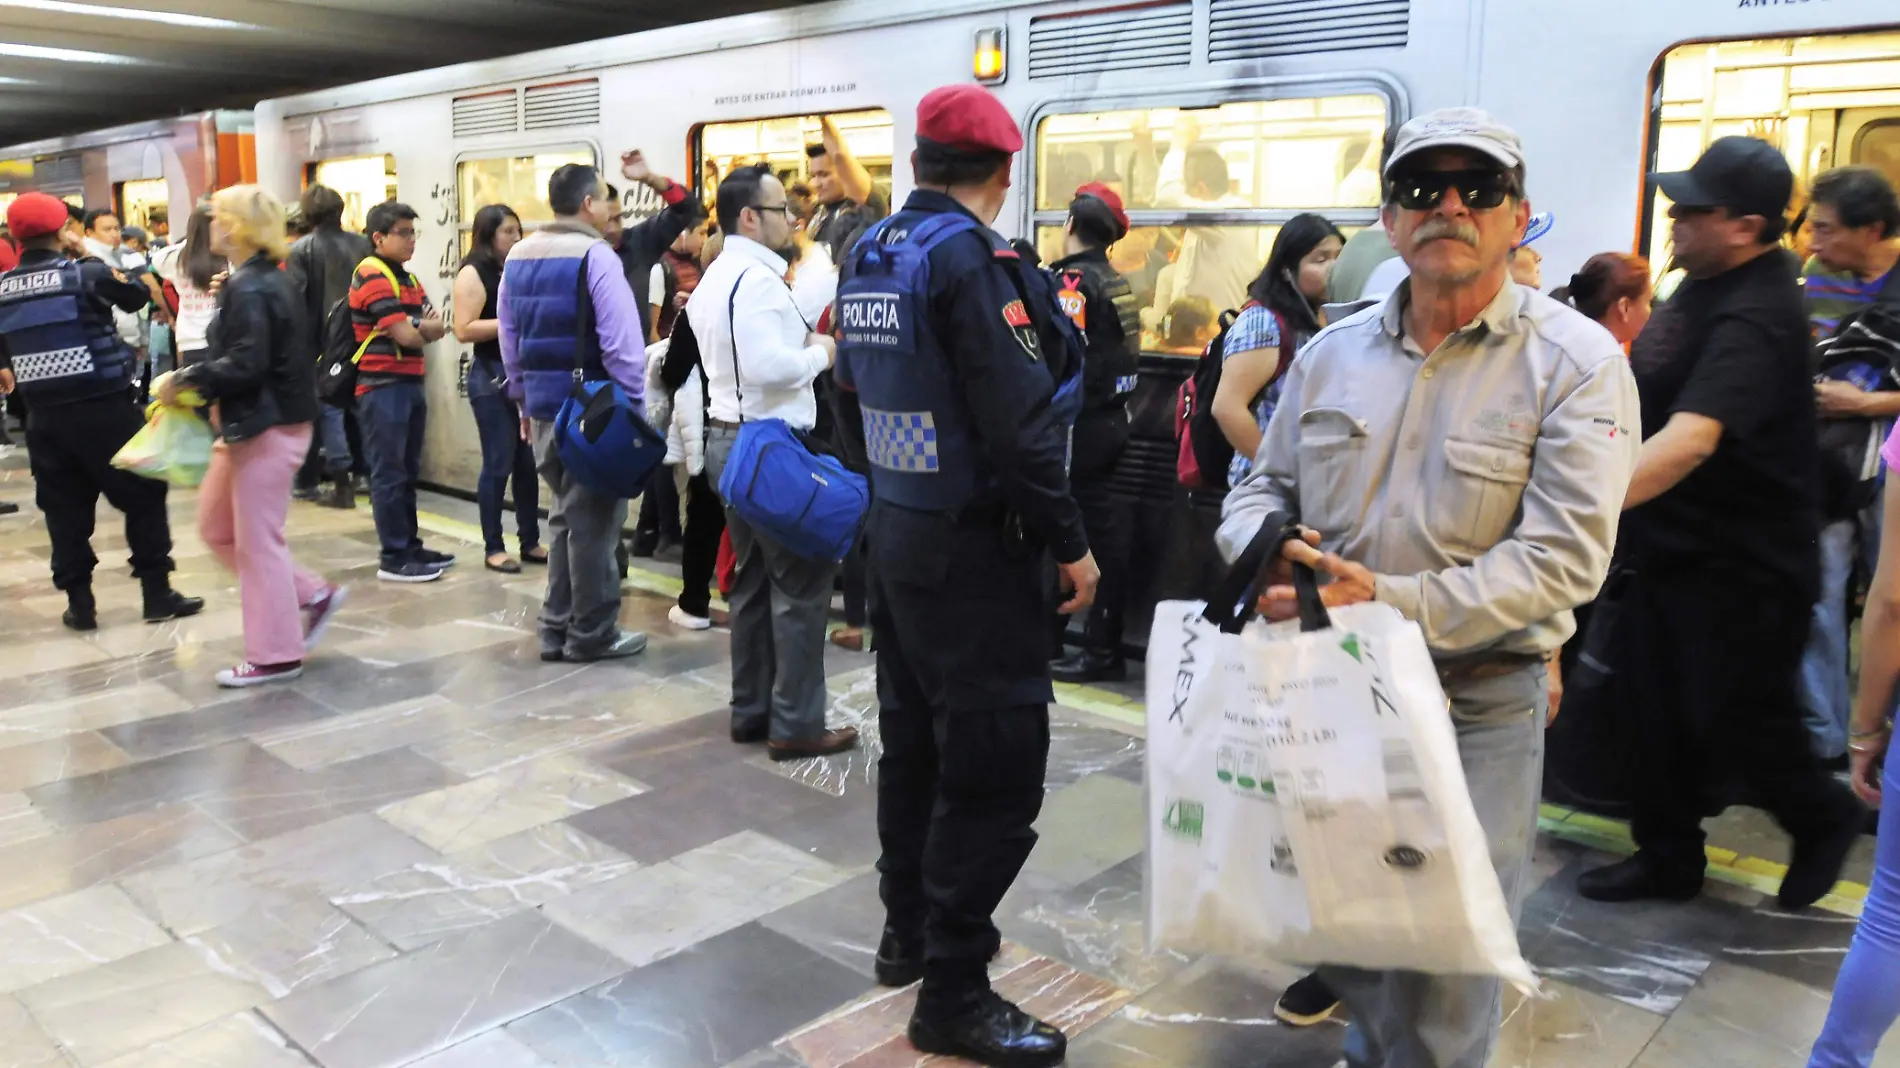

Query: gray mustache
left=1415, top=219, right=1481, bottom=246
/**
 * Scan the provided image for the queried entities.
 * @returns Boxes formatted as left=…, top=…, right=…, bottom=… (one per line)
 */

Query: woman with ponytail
left=1551, top=252, right=1653, bottom=347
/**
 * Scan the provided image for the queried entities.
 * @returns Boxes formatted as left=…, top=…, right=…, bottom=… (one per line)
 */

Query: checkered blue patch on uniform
left=863, top=407, right=940, bottom=473
left=12, top=346, right=94, bottom=384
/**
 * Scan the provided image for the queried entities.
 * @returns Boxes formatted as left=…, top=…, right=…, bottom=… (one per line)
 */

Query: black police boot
left=908, top=991, right=1066, bottom=1068
left=0, top=500, right=18, bottom=516
left=62, top=587, right=98, bottom=632
left=142, top=576, right=206, bottom=624
left=1576, top=854, right=1703, bottom=904
left=1050, top=648, right=1125, bottom=684
left=321, top=473, right=355, bottom=510
left=874, top=927, right=924, bottom=988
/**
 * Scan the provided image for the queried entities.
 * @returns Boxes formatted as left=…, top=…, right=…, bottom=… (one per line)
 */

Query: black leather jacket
left=182, top=252, right=319, bottom=442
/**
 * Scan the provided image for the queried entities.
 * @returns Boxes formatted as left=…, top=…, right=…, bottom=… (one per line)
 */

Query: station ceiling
left=0, top=0, right=820, bottom=146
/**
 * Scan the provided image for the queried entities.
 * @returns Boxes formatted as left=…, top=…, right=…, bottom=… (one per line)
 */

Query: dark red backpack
left=1175, top=304, right=1299, bottom=490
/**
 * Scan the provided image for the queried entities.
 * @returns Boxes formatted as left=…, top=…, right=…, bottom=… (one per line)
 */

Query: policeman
left=0, top=194, right=202, bottom=631
left=833, top=85, right=1098, bottom=1068
left=1047, top=182, right=1141, bottom=683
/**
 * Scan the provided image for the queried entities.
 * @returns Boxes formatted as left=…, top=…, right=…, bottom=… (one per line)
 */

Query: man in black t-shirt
left=1579, top=137, right=1863, bottom=910
left=805, top=115, right=888, bottom=263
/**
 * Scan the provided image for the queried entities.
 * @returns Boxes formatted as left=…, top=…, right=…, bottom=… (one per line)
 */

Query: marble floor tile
left=0, top=731, right=131, bottom=792
left=412, top=703, right=653, bottom=779
left=0, top=802, right=243, bottom=912
left=407, top=1029, right=551, bottom=1068
left=1492, top=979, right=1666, bottom=1068
left=1021, top=772, right=1146, bottom=886
left=90, top=1012, right=316, bottom=1068
left=333, top=617, right=534, bottom=667
left=333, top=822, right=639, bottom=950
left=194, top=747, right=465, bottom=842
left=0, top=993, right=63, bottom=1068
left=1062, top=957, right=1338, bottom=1068
left=584, top=711, right=757, bottom=789
left=0, top=789, right=53, bottom=847
left=187, top=895, right=398, bottom=998
left=252, top=694, right=483, bottom=770
left=507, top=922, right=873, bottom=1067
left=1631, top=960, right=1900, bottom=1068
left=1043, top=718, right=1144, bottom=788
left=758, top=788, right=882, bottom=870
left=0, top=883, right=175, bottom=994
left=543, top=830, right=852, bottom=968
left=24, top=740, right=290, bottom=827
left=779, top=943, right=1134, bottom=1068
left=97, top=689, right=337, bottom=761
left=376, top=754, right=646, bottom=854
left=121, top=812, right=439, bottom=936
left=16, top=939, right=269, bottom=1067
left=1518, top=859, right=1752, bottom=1015
left=0, top=634, right=111, bottom=682
left=0, top=683, right=194, bottom=747
left=999, top=856, right=1193, bottom=994
left=261, top=911, right=631, bottom=1068
left=567, top=760, right=838, bottom=865
left=1717, top=901, right=1859, bottom=990
left=758, top=871, right=886, bottom=979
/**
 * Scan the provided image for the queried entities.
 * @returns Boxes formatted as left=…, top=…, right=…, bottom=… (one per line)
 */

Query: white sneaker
left=216, top=662, right=304, bottom=688
left=669, top=605, right=712, bottom=631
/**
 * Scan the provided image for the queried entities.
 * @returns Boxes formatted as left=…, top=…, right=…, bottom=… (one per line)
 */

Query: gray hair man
left=1216, top=107, right=1641, bottom=1068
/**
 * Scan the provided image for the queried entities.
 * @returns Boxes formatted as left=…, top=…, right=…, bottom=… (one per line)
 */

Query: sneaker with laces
left=378, top=561, right=445, bottom=583
left=415, top=548, right=457, bottom=568
left=1274, top=973, right=1340, bottom=1026
left=669, top=605, right=713, bottom=631
left=303, top=585, right=348, bottom=652
left=216, top=661, right=304, bottom=688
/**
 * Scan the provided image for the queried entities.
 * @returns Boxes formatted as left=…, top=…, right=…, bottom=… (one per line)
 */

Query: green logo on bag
left=1162, top=799, right=1204, bottom=843
left=1340, top=633, right=1363, bottom=662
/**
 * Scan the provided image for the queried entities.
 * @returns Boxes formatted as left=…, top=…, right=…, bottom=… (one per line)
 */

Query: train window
left=1033, top=93, right=1386, bottom=343
left=456, top=147, right=596, bottom=229
left=1644, top=30, right=1900, bottom=281
left=116, top=179, right=168, bottom=231
left=308, top=154, right=399, bottom=233
left=695, top=109, right=895, bottom=212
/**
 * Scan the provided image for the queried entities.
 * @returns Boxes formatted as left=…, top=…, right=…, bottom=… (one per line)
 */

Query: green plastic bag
left=112, top=394, right=213, bottom=487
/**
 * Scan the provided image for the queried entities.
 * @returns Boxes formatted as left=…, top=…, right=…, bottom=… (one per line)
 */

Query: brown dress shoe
left=768, top=727, right=860, bottom=762
left=829, top=626, right=866, bottom=652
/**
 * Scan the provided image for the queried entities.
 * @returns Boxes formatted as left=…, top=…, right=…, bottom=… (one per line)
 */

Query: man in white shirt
left=687, top=164, right=859, bottom=761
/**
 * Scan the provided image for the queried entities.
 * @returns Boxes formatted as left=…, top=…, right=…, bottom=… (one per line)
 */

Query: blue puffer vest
left=504, top=222, right=601, bottom=421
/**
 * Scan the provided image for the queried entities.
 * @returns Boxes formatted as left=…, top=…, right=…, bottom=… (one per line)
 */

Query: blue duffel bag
left=552, top=267, right=668, bottom=500
left=714, top=269, right=868, bottom=562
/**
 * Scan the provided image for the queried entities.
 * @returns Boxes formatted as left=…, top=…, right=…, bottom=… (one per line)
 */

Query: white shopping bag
left=1145, top=522, right=1536, bottom=993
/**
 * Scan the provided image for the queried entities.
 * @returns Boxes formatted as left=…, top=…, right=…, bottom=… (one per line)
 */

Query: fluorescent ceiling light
left=0, top=41, right=145, bottom=64
left=0, top=0, right=259, bottom=31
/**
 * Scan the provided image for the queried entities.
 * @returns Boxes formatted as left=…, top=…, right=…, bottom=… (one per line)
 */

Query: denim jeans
left=1318, top=667, right=1547, bottom=1068
left=357, top=380, right=427, bottom=570
left=1809, top=783, right=1900, bottom=1067
left=467, top=361, right=540, bottom=556
left=319, top=403, right=353, bottom=476
left=1802, top=495, right=1884, bottom=760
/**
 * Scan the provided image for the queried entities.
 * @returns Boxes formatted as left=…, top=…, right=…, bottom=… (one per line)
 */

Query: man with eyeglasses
left=1577, top=137, right=1864, bottom=909
left=1218, top=108, right=1640, bottom=1068
left=687, top=163, right=858, bottom=762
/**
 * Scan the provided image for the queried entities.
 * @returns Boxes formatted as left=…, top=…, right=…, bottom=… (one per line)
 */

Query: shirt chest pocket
left=1440, top=438, right=1533, bottom=552
left=1296, top=408, right=1370, bottom=535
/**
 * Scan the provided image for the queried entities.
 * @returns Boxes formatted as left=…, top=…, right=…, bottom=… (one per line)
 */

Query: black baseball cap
left=1650, top=136, right=1793, bottom=219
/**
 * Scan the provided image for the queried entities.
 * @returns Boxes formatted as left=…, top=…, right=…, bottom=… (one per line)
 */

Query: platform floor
left=0, top=439, right=1885, bottom=1068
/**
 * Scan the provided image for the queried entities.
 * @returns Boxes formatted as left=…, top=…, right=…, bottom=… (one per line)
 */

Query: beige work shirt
left=1216, top=279, right=1642, bottom=658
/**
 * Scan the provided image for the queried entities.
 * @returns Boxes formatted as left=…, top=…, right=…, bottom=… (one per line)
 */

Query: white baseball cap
left=1386, top=107, right=1524, bottom=174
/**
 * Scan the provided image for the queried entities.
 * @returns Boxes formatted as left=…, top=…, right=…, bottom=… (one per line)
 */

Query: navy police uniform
left=0, top=195, right=182, bottom=620
left=834, top=95, right=1088, bottom=1030
left=1048, top=231, right=1139, bottom=674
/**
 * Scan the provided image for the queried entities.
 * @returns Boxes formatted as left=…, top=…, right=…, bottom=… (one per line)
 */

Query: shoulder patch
left=1001, top=300, right=1031, bottom=328
left=992, top=247, right=1021, bottom=262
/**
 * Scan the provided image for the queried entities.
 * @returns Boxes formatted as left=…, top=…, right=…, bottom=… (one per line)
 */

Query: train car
left=0, top=111, right=257, bottom=235
left=252, top=0, right=1900, bottom=640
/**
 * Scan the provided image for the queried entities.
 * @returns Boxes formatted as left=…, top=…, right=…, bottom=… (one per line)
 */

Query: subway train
left=7, top=0, right=1900, bottom=641
left=0, top=110, right=255, bottom=234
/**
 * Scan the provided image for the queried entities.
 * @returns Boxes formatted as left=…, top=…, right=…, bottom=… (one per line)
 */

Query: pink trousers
left=198, top=423, right=329, bottom=666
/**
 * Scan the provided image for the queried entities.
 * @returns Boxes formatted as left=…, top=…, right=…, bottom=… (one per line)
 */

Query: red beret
left=1074, top=181, right=1130, bottom=238
left=916, top=84, right=1022, bottom=155
left=6, top=193, right=69, bottom=241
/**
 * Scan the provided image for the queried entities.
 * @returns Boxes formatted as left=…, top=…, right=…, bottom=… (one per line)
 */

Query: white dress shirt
left=686, top=234, right=830, bottom=429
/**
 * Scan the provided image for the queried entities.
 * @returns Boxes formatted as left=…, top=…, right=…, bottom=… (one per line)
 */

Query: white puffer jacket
left=642, top=338, right=706, bottom=477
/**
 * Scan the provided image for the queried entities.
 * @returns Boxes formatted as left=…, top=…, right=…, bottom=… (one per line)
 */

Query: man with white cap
left=1218, top=107, right=1641, bottom=1067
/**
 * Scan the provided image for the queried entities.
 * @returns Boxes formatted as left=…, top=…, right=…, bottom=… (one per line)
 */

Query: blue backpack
left=552, top=258, right=668, bottom=499
left=714, top=270, right=869, bottom=562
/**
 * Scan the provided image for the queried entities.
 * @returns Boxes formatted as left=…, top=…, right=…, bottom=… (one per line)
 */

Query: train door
left=1642, top=30, right=1900, bottom=281
left=305, top=154, right=399, bottom=233
left=115, top=179, right=169, bottom=232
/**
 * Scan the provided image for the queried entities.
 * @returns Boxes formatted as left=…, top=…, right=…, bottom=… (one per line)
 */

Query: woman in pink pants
left=158, top=185, right=343, bottom=687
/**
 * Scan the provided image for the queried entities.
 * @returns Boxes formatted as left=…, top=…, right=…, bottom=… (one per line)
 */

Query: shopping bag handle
left=1203, top=511, right=1331, bottom=634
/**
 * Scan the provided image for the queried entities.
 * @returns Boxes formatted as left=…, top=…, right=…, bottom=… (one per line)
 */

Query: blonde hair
left=210, top=184, right=289, bottom=262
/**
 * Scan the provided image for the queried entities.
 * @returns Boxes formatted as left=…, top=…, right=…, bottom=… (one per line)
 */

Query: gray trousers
left=532, top=420, right=627, bottom=658
left=1319, top=665, right=1548, bottom=1068
left=705, top=424, right=836, bottom=742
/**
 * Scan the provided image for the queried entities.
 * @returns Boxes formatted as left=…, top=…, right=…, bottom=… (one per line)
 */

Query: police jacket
left=0, top=248, right=146, bottom=407
left=834, top=190, right=1089, bottom=564
left=181, top=252, right=320, bottom=442
left=1049, top=247, right=1140, bottom=418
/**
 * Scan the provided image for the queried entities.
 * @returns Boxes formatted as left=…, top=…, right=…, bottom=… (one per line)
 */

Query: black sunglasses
left=1386, top=169, right=1517, bottom=212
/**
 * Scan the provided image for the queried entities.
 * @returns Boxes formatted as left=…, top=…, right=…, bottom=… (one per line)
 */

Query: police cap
left=1074, top=181, right=1130, bottom=240
left=7, top=193, right=68, bottom=241
left=916, top=85, right=1022, bottom=155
